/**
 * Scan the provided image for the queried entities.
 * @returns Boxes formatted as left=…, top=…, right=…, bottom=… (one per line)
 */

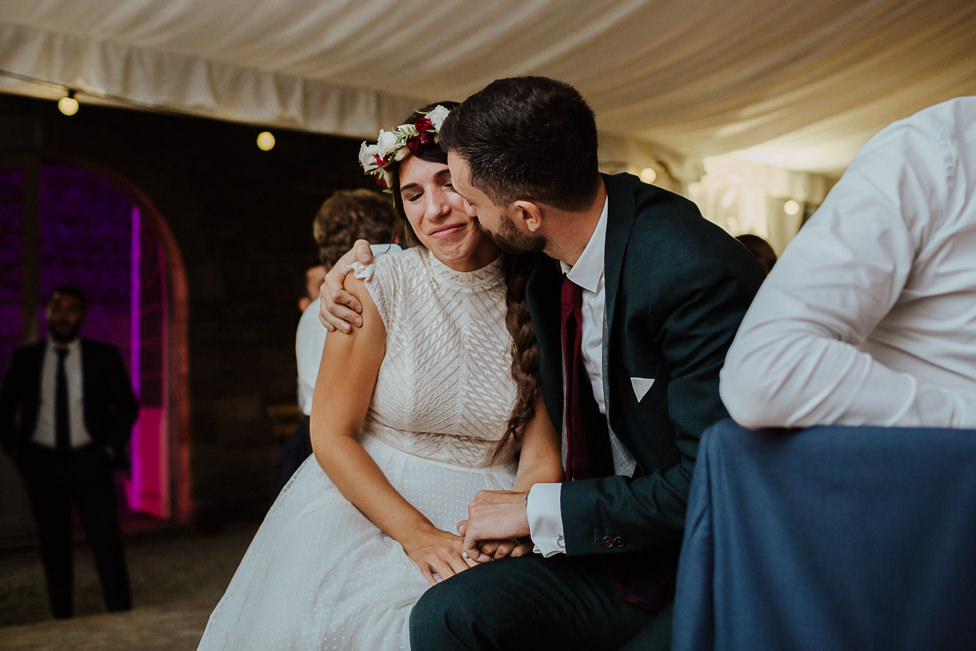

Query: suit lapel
left=601, top=174, right=638, bottom=417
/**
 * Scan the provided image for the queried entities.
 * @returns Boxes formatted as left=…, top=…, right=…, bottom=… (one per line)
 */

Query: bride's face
left=397, top=155, right=499, bottom=272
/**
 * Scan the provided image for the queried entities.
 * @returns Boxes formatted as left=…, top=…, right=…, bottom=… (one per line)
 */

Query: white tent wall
left=1, top=0, right=975, bottom=250
left=689, top=155, right=834, bottom=253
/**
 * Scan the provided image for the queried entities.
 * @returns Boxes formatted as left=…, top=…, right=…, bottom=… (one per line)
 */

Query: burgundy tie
left=560, top=275, right=612, bottom=481
left=561, top=277, right=668, bottom=614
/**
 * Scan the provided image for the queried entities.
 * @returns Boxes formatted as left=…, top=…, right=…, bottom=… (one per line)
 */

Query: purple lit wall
left=39, top=164, right=134, bottom=362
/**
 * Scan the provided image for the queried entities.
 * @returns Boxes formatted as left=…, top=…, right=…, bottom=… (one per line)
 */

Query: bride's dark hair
left=389, top=102, right=540, bottom=461
left=495, top=254, right=540, bottom=461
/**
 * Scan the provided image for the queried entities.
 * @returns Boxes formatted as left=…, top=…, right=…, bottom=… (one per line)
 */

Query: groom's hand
left=462, top=490, right=531, bottom=563
left=319, top=239, right=375, bottom=332
left=457, top=520, right=532, bottom=561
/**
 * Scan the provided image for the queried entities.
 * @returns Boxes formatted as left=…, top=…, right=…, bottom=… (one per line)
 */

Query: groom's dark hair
left=439, top=76, right=601, bottom=212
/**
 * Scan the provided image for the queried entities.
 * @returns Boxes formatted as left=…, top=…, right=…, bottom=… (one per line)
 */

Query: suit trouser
left=16, top=443, right=132, bottom=618
left=409, top=553, right=672, bottom=651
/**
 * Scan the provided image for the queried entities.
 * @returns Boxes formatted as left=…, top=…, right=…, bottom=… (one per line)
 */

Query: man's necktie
left=55, top=347, right=70, bottom=452
left=562, top=277, right=669, bottom=613
left=560, top=276, right=613, bottom=481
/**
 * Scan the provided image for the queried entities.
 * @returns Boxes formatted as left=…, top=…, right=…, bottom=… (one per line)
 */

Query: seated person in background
left=298, top=261, right=326, bottom=313
left=201, top=102, right=563, bottom=650
left=271, top=189, right=400, bottom=501
left=721, top=96, right=976, bottom=429
left=735, top=233, right=777, bottom=274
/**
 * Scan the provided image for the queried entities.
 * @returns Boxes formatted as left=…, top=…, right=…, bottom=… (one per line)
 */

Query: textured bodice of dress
left=351, top=247, right=517, bottom=468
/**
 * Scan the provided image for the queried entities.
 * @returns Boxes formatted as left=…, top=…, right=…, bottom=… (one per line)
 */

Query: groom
left=324, top=77, right=763, bottom=648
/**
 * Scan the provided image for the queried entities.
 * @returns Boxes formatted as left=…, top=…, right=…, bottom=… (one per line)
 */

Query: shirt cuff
left=526, top=483, right=566, bottom=557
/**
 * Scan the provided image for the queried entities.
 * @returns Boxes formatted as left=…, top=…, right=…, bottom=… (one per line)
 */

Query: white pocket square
left=631, top=377, right=655, bottom=402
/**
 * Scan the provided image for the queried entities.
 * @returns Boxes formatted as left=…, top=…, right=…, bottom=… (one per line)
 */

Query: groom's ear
left=512, top=200, right=544, bottom=233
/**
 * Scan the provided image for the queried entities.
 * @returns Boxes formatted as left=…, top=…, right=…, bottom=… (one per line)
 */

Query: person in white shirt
left=721, top=96, right=976, bottom=429
left=270, top=189, right=400, bottom=501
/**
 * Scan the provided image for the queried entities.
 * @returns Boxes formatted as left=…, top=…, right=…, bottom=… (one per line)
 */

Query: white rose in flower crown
left=376, top=130, right=400, bottom=159
left=359, top=142, right=380, bottom=170
left=427, top=105, right=450, bottom=131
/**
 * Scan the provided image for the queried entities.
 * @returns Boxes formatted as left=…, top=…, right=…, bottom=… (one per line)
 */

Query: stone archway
left=0, top=157, right=191, bottom=539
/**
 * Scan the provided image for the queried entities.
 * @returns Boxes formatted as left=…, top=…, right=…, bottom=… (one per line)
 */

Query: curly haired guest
left=271, top=189, right=401, bottom=502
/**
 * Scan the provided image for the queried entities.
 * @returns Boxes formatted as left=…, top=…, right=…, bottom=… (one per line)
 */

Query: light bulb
left=256, top=131, right=276, bottom=151
left=58, top=92, right=79, bottom=116
left=639, top=167, right=657, bottom=184
left=784, top=200, right=800, bottom=216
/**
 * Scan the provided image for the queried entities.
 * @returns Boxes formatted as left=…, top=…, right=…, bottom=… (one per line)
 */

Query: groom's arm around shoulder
left=562, top=187, right=766, bottom=555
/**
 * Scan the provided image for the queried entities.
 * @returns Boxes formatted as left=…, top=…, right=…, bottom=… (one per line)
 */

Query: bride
left=198, top=103, right=563, bottom=650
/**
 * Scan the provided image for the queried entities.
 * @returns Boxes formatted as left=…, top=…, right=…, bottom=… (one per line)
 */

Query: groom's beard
left=480, top=213, right=545, bottom=255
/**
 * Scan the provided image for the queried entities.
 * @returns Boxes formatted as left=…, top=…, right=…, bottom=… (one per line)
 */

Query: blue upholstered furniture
left=673, top=419, right=976, bottom=650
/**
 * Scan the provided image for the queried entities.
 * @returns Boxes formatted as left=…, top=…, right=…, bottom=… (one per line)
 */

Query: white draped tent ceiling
left=1, top=0, right=975, bottom=178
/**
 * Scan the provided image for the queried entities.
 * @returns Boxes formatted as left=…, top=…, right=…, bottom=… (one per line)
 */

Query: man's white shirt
left=721, top=97, right=976, bottom=429
left=296, top=298, right=327, bottom=416
left=34, top=338, right=93, bottom=448
left=527, top=198, right=636, bottom=556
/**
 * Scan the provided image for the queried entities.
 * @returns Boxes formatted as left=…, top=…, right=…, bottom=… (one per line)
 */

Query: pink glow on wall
left=131, top=205, right=141, bottom=401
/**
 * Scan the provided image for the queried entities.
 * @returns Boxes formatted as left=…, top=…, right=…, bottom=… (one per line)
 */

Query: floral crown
left=358, top=105, right=452, bottom=193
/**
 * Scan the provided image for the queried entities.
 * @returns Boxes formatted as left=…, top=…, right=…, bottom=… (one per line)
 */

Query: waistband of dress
left=360, top=427, right=515, bottom=472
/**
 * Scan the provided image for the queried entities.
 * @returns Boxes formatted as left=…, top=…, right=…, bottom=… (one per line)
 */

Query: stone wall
left=0, top=93, right=376, bottom=528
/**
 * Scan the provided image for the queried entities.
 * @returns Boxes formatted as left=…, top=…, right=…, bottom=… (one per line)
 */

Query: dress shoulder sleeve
left=345, top=250, right=410, bottom=327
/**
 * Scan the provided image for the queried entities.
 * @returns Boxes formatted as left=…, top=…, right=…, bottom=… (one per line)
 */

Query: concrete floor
left=0, top=523, right=257, bottom=650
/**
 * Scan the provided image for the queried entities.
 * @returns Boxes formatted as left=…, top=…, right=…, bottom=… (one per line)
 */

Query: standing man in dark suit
left=0, top=285, right=138, bottom=619
left=407, top=77, right=766, bottom=649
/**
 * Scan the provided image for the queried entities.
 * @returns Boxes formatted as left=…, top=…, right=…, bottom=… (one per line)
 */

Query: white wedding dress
left=199, top=248, right=518, bottom=650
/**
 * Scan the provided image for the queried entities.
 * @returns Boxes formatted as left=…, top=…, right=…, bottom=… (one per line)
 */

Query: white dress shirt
left=297, top=244, right=402, bottom=416
left=721, top=96, right=976, bottom=429
left=527, top=199, right=637, bottom=556
left=296, top=298, right=327, bottom=416
left=34, top=338, right=93, bottom=448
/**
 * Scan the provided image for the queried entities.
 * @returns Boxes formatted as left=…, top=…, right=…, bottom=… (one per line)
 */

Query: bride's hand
left=401, top=525, right=475, bottom=586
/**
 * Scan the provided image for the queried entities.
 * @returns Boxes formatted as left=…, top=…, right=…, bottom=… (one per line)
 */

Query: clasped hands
left=317, top=244, right=536, bottom=574
left=458, top=489, right=533, bottom=564
left=403, top=490, right=532, bottom=586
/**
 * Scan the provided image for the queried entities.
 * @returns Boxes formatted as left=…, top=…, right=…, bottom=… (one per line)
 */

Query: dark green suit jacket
left=525, top=173, right=764, bottom=558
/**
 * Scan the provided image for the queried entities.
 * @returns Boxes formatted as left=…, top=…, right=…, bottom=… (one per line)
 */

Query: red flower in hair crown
left=358, top=105, right=451, bottom=192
